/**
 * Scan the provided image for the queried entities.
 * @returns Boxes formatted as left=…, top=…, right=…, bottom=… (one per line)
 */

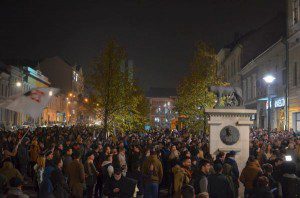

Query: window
left=242, top=80, right=247, bottom=100
left=294, top=112, right=300, bottom=132
left=293, top=0, right=300, bottom=24
left=294, top=62, right=298, bottom=86
left=252, top=74, right=257, bottom=98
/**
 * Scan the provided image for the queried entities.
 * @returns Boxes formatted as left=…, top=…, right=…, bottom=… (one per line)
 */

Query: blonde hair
left=37, top=156, right=46, bottom=168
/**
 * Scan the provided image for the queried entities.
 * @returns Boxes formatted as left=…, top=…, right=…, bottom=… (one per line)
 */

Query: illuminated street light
left=67, top=101, right=71, bottom=104
left=49, top=91, right=53, bottom=96
left=263, top=74, right=276, bottom=135
left=263, top=75, right=276, bottom=84
left=84, top=98, right=88, bottom=103
left=69, top=93, right=73, bottom=97
left=16, top=82, right=22, bottom=87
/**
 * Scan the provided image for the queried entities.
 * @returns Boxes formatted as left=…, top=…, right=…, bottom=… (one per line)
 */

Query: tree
left=175, top=41, right=227, bottom=133
left=87, top=39, right=149, bottom=136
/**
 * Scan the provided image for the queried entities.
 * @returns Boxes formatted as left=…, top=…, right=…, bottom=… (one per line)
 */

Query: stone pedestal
left=205, top=108, right=256, bottom=170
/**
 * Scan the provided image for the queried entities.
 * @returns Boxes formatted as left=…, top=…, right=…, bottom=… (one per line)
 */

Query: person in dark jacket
left=126, top=163, right=146, bottom=197
left=193, top=159, right=211, bottom=197
left=253, top=176, right=273, bottom=198
left=103, top=166, right=137, bottom=198
left=84, top=151, right=99, bottom=198
left=224, top=151, right=239, bottom=196
left=17, top=137, right=30, bottom=179
left=51, top=156, right=69, bottom=198
left=208, top=163, right=233, bottom=198
left=281, top=162, right=300, bottom=198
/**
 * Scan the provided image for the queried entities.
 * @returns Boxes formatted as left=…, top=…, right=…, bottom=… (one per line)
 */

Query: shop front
left=273, top=97, right=286, bottom=130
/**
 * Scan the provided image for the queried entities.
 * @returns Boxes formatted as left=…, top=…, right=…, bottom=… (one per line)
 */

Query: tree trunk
left=103, top=108, right=109, bottom=139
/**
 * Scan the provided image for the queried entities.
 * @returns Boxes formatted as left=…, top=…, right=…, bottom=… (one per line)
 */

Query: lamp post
left=263, top=75, right=276, bottom=136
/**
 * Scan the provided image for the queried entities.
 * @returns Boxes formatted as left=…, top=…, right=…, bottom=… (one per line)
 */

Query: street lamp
left=263, top=75, right=276, bottom=135
left=16, top=82, right=22, bottom=87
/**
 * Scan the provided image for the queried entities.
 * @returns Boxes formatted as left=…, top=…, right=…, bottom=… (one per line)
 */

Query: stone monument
left=206, top=86, right=256, bottom=170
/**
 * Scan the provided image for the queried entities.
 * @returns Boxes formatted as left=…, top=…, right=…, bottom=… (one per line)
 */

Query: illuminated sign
left=274, top=97, right=285, bottom=108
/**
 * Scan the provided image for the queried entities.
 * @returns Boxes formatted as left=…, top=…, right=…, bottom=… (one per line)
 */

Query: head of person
left=53, top=156, right=63, bottom=169
left=45, top=150, right=54, bottom=160
left=262, top=163, right=273, bottom=175
left=37, top=155, right=46, bottom=168
left=199, top=159, right=211, bottom=174
left=104, top=146, right=111, bottom=155
left=150, top=148, right=157, bottom=156
left=216, top=151, right=226, bottom=162
left=213, top=163, right=223, bottom=174
left=72, top=150, right=81, bottom=160
left=171, top=145, right=177, bottom=152
left=181, top=184, right=195, bottom=198
left=227, top=150, right=236, bottom=158
left=182, top=157, right=192, bottom=169
left=66, top=148, right=73, bottom=156
left=113, top=167, right=122, bottom=181
left=86, top=152, right=95, bottom=162
left=119, top=148, right=125, bottom=155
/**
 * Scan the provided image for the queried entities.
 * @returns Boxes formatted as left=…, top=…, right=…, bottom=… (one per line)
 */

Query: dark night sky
left=0, top=0, right=285, bottom=90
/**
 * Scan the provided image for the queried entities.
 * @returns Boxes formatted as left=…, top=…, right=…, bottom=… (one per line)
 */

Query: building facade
left=240, top=40, right=287, bottom=130
left=287, top=0, right=300, bottom=131
left=146, top=88, right=177, bottom=129
left=40, top=56, right=84, bottom=124
left=217, top=13, right=286, bottom=130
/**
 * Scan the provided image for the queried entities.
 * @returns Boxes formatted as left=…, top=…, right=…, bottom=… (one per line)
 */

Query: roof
left=146, top=87, right=177, bottom=98
left=222, top=12, right=286, bottom=68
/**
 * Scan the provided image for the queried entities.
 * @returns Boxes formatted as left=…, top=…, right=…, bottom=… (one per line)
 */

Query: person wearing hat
left=84, top=151, right=99, bottom=198
left=208, top=163, right=234, bottom=198
left=7, top=177, right=29, bottom=198
left=224, top=150, right=239, bottom=196
left=66, top=150, right=85, bottom=198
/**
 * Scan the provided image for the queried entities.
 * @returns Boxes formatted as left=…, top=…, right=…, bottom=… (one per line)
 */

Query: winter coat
left=224, top=157, right=239, bottom=183
left=172, top=165, right=192, bottom=198
left=62, top=155, right=72, bottom=175
left=84, top=161, right=98, bottom=186
left=29, top=141, right=40, bottom=162
left=0, top=161, right=23, bottom=183
left=208, top=173, right=234, bottom=198
left=39, top=165, right=55, bottom=197
left=66, top=159, right=85, bottom=198
left=51, top=167, right=69, bottom=198
left=103, top=176, right=137, bottom=198
left=101, top=161, right=114, bottom=183
left=240, top=161, right=262, bottom=190
left=281, top=173, right=300, bottom=198
left=126, top=170, right=146, bottom=195
left=142, top=155, right=163, bottom=184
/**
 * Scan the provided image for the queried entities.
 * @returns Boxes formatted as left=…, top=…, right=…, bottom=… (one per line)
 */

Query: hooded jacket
left=0, top=161, right=23, bottom=183
left=240, top=161, right=262, bottom=190
left=142, top=155, right=163, bottom=183
left=172, top=165, right=192, bottom=198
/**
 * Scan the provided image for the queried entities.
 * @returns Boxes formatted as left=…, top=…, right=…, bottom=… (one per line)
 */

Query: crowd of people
left=0, top=125, right=299, bottom=198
